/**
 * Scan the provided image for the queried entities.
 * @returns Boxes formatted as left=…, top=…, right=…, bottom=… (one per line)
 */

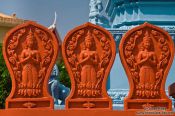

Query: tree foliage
left=57, top=61, right=71, bottom=88
left=0, top=44, right=11, bottom=109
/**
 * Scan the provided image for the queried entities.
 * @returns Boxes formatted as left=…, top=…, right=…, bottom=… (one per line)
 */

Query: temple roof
left=105, top=0, right=175, bottom=28
left=0, top=13, right=26, bottom=27
left=106, top=0, right=175, bottom=13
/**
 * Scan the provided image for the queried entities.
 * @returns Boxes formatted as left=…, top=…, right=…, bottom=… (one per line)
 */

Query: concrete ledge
left=0, top=109, right=174, bottom=116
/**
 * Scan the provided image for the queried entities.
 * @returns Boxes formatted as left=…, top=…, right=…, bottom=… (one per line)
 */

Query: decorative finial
left=48, top=12, right=57, bottom=29
left=143, top=31, right=151, bottom=42
left=26, top=29, right=34, bottom=41
left=85, top=31, right=93, bottom=42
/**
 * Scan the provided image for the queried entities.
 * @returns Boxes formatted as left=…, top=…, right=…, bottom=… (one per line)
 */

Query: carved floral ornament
left=62, top=22, right=116, bottom=109
left=119, top=22, right=174, bottom=110
left=3, top=21, right=59, bottom=109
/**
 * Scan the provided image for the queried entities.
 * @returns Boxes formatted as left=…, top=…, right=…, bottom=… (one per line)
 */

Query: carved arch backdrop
left=3, top=21, right=59, bottom=109
left=62, top=22, right=116, bottom=109
left=119, top=22, right=174, bottom=110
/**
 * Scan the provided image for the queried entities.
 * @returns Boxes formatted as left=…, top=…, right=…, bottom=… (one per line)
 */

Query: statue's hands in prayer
left=136, top=52, right=150, bottom=66
left=25, top=54, right=31, bottom=61
left=144, top=53, right=150, bottom=61
left=78, top=53, right=91, bottom=65
left=86, top=54, right=91, bottom=60
left=27, top=53, right=33, bottom=59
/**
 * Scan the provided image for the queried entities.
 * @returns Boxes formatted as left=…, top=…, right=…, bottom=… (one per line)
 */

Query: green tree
left=57, top=61, right=71, bottom=88
left=0, top=44, right=11, bottom=109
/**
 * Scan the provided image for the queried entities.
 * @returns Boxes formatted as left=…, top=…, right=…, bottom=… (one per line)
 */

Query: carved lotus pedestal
left=62, top=22, right=116, bottom=109
left=119, top=22, right=174, bottom=111
left=3, top=21, right=59, bottom=109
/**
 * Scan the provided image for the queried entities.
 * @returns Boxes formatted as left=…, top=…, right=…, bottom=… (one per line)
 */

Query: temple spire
left=89, top=0, right=110, bottom=28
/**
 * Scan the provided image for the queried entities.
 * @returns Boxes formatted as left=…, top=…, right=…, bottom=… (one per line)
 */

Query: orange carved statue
left=3, top=21, right=59, bottom=109
left=62, top=22, right=116, bottom=109
left=119, top=22, right=174, bottom=110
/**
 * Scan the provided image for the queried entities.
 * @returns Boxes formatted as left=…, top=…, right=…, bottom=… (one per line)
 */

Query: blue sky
left=0, top=0, right=89, bottom=39
left=0, top=0, right=174, bottom=90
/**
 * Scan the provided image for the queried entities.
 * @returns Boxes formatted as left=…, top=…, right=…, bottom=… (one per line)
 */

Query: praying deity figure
left=136, top=31, right=158, bottom=98
left=18, top=29, right=41, bottom=97
left=119, top=23, right=173, bottom=110
left=78, top=31, right=99, bottom=97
